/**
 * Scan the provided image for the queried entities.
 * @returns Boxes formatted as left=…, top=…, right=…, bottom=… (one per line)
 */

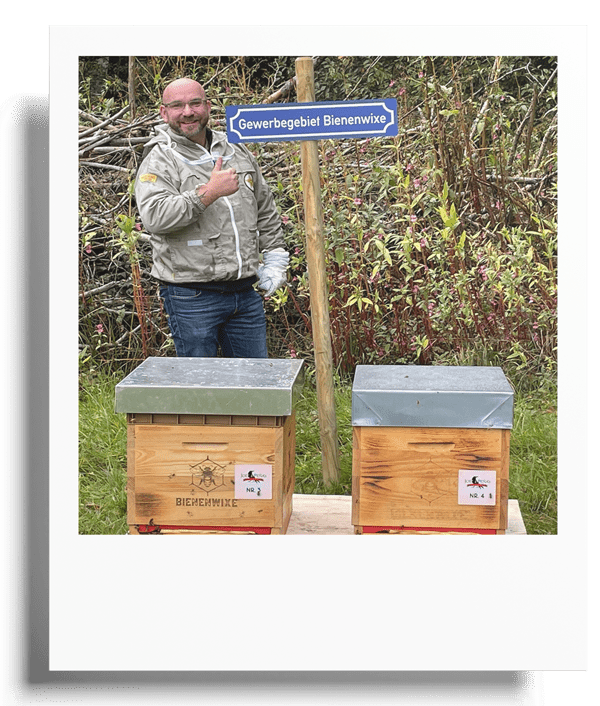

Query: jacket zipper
left=223, top=196, right=243, bottom=280
left=162, top=132, right=244, bottom=280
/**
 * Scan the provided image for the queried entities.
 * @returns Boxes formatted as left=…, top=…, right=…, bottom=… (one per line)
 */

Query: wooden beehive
left=351, top=365, right=514, bottom=535
left=115, top=357, right=304, bottom=535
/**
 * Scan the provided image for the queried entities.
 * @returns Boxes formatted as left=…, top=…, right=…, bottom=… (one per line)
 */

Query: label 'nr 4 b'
left=458, top=470, right=497, bottom=506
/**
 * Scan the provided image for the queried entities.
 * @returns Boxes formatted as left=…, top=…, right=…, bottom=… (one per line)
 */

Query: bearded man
left=135, top=77, right=289, bottom=358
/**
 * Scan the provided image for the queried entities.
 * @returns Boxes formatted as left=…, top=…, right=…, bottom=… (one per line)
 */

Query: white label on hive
left=458, top=470, right=497, bottom=505
left=234, top=464, right=272, bottom=500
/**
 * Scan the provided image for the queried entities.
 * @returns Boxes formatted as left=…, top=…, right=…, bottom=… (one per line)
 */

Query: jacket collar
left=153, top=125, right=234, bottom=166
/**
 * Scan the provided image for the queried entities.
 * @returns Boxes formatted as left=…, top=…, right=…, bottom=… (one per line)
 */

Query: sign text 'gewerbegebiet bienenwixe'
left=226, top=99, right=398, bottom=143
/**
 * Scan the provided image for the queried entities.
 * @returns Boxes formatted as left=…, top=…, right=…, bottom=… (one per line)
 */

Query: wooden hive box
left=115, top=357, right=304, bottom=535
left=351, top=365, right=514, bottom=534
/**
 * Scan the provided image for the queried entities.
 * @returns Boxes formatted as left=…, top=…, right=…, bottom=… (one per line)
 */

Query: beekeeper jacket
left=135, top=125, right=285, bottom=283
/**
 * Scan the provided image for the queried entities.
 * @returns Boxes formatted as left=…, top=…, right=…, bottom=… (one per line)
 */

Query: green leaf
left=410, top=192, right=426, bottom=209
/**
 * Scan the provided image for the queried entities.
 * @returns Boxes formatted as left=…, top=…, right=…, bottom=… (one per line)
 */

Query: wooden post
left=128, top=56, right=136, bottom=121
left=295, top=57, right=340, bottom=485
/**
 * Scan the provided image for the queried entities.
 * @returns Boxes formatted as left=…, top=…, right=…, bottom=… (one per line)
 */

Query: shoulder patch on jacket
left=139, top=173, right=158, bottom=183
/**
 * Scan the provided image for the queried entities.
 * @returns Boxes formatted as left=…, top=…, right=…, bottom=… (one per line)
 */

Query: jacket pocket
left=168, top=232, right=219, bottom=280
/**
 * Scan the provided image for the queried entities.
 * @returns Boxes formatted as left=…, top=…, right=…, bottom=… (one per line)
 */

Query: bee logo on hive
left=190, top=457, right=226, bottom=494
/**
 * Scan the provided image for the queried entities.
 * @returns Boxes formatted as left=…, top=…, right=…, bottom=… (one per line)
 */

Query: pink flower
left=410, top=214, right=417, bottom=223
left=96, top=324, right=104, bottom=334
left=398, top=87, right=406, bottom=96
left=85, top=243, right=92, bottom=254
left=282, top=215, right=290, bottom=224
left=389, top=80, right=395, bottom=87
left=354, top=198, right=363, bottom=205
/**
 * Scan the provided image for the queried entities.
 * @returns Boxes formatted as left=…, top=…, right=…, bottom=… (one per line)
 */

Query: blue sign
left=226, top=99, right=398, bottom=143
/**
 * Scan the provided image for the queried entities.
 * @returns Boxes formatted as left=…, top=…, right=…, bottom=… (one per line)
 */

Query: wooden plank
left=129, top=424, right=281, bottom=528
left=126, top=422, right=137, bottom=525
left=498, top=429, right=511, bottom=530
left=286, top=496, right=526, bottom=535
left=152, top=414, right=178, bottom=425
left=351, top=427, right=361, bottom=526
left=354, top=426, right=510, bottom=530
left=179, top=414, right=205, bottom=425
left=125, top=496, right=527, bottom=535
left=281, top=413, right=296, bottom=532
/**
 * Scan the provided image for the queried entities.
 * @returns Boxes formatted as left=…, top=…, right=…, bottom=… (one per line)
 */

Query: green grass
left=508, top=388, right=557, bottom=534
left=79, top=374, right=128, bottom=534
left=79, top=371, right=557, bottom=535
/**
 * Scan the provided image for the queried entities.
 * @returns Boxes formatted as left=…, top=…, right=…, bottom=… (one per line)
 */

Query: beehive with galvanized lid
left=351, top=365, right=514, bottom=534
left=115, top=357, right=304, bottom=535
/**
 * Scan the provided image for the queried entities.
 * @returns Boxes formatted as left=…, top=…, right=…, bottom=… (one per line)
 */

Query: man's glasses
left=163, top=99, right=209, bottom=112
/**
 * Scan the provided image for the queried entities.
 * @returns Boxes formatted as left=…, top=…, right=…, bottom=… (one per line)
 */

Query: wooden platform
left=287, top=495, right=527, bottom=535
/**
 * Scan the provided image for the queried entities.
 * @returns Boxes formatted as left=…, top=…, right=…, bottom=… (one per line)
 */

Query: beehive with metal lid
left=116, top=357, right=304, bottom=535
left=351, top=365, right=514, bottom=534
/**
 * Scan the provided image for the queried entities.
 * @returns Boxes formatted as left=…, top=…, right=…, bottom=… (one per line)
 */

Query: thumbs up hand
left=195, top=156, right=239, bottom=206
left=210, top=156, right=239, bottom=197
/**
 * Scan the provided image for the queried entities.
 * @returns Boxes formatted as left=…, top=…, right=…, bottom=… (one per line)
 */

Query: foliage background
left=78, top=55, right=557, bottom=390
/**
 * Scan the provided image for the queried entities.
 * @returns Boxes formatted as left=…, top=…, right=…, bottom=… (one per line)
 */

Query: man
left=135, top=77, right=289, bottom=358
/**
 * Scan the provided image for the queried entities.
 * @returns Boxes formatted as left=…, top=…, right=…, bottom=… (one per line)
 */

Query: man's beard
left=169, top=116, right=208, bottom=140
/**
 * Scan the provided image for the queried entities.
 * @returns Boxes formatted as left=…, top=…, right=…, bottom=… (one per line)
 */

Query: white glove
left=257, top=249, right=289, bottom=297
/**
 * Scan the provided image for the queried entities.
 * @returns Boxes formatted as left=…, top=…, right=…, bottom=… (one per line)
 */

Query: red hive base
left=136, top=524, right=272, bottom=534
left=361, top=526, right=498, bottom=534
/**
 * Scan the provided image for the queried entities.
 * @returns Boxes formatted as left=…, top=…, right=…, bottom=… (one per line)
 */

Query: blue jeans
left=159, top=283, right=268, bottom=358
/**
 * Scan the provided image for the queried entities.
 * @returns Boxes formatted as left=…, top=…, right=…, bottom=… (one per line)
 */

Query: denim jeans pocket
left=169, top=285, right=203, bottom=300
